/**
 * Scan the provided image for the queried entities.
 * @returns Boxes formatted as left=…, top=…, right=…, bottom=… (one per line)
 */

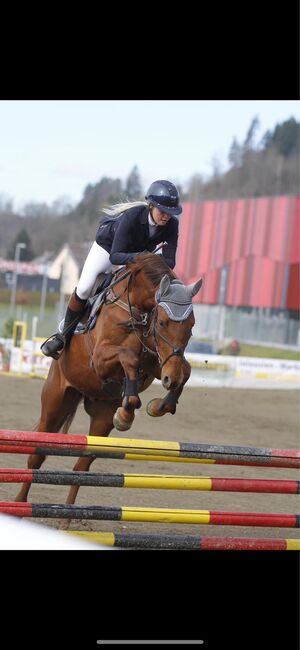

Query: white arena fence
left=0, top=329, right=299, bottom=390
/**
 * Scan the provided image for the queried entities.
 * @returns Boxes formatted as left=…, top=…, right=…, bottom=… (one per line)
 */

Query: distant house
left=46, top=242, right=93, bottom=295
left=0, top=242, right=93, bottom=295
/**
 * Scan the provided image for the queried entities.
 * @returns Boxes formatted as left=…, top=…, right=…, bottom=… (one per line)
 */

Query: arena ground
left=0, top=374, right=299, bottom=540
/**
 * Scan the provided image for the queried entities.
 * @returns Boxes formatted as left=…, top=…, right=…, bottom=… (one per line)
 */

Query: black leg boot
left=41, top=290, right=87, bottom=359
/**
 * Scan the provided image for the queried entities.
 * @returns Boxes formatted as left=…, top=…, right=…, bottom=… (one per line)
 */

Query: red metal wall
left=175, top=196, right=300, bottom=310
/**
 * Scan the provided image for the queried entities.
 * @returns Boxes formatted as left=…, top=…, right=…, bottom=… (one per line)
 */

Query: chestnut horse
left=15, top=253, right=202, bottom=510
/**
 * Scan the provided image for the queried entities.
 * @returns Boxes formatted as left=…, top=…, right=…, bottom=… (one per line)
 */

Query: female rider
left=41, top=179, right=182, bottom=359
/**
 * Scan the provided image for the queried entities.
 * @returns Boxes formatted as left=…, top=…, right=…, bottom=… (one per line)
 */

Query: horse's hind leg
left=59, top=398, right=118, bottom=530
left=15, top=362, right=82, bottom=502
left=14, top=450, right=47, bottom=503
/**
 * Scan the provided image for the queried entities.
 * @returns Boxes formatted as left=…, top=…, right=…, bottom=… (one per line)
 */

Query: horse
left=15, top=253, right=202, bottom=512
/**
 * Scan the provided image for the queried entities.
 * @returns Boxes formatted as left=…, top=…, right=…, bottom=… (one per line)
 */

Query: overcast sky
left=0, top=100, right=299, bottom=210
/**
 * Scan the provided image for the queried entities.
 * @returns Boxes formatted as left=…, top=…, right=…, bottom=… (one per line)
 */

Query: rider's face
left=151, top=206, right=172, bottom=225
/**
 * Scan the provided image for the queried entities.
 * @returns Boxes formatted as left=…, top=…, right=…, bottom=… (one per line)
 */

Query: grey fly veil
left=155, top=275, right=203, bottom=321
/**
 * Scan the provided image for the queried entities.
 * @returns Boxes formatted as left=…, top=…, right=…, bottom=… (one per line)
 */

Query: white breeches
left=76, top=242, right=116, bottom=300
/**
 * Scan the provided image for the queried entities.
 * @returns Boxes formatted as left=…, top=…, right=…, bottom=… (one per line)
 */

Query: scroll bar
left=97, top=642, right=204, bottom=645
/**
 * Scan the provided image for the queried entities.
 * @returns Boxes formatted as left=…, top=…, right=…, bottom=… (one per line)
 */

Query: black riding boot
left=41, top=290, right=87, bottom=359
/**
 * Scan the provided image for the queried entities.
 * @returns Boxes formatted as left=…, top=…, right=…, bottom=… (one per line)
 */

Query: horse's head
left=126, top=254, right=202, bottom=390
left=154, top=273, right=203, bottom=390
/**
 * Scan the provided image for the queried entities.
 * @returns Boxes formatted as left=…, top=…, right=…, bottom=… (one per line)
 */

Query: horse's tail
left=62, top=410, right=77, bottom=434
left=31, top=410, right=76, bottom=436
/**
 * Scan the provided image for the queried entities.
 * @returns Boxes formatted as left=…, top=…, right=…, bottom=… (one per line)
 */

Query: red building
left=175, top=195, right=299, bottom=312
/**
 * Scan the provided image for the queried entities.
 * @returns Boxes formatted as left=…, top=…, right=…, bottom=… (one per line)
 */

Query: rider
left=41, top=179, right=183, bottom=359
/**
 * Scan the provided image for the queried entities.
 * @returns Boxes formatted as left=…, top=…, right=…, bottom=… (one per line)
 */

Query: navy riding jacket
left=95, top=205, right=179, bottom=269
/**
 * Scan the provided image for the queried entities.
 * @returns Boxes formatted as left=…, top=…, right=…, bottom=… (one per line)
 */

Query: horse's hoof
left=146, top=398, right=163, bottom=417
left=113, top=409, right=133, bottom=431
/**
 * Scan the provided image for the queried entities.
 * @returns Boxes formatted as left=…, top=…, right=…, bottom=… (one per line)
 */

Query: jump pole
left=0, top=468, right=299, bottom=494
left=0, top=430, right=299, bottom=469
left=1, top=502, right=299, bottom=528
left=65, top=530, right=300, bottom=551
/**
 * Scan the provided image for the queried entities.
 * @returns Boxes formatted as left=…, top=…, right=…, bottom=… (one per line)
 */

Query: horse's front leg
left=146, top=358, right=191, bottom=418
left=113, top=348, right=141, bottom=431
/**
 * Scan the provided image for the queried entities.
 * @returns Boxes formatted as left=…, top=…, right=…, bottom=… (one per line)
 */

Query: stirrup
left=40, top=333, right=65, bottom=360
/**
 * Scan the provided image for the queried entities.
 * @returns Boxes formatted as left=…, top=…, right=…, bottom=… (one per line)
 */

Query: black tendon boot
left=41, top=290, right=87, bottom=359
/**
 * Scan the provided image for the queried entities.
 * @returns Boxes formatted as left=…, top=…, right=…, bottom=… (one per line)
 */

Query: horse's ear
left=186, top=277, right=203, bottom=298
left=157, top=274, right=171, bottom=301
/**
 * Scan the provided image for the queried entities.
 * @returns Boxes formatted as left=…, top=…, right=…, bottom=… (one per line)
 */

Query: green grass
left=238, top=343, right=300, bottom=361
left=202, top=338, right=300, bottom=360
left=0, top=302, right=66, bottom=338
left=0, top=292, right=62, bottom=338
left=0, top=289, right=59, bottom=307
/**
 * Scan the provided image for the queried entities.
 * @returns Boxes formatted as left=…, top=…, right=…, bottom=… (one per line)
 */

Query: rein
left=106, top=272, right=149, bottom=326
left=106, top=273, right=157, bottom=358
left=88, top=267, right=191, bottom=370
left=107, top=279, right=188, bottom=368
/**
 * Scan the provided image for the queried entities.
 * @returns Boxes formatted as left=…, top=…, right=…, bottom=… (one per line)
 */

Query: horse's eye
left=159, top=320, right=165, bottom=328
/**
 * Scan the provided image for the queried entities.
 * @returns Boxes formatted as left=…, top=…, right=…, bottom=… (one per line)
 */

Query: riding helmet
left=145, top=180, right=182, bottom=216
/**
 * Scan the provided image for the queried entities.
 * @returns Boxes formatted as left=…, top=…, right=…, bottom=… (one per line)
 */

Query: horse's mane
left=129, top=253, right=175, bottom=287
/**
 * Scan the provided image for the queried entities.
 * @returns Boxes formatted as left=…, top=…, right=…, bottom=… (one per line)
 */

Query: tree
left=51, top=196, right=74, bottom=216
left=2, top=317, right=14, bottom=337
left=210, top=154, right=223, bottom=179
left=243, top=116, right=260, bottom=152
left=7, top=228, right=35, bottom=261
left=259, top=129, right=273, bottom=150
left=22, top=202, right=52, bottom=219
left=79, top=177, right=123, bottom=213
left=272, top=118, right=299, bottom=156
left=228, top=137, right=243, bottom=167
left=125, top=165, right=142, bottom=199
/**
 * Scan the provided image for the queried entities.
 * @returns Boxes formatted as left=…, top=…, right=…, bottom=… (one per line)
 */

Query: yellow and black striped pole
left=66, top=530, right=300, bottom=551
left=0, top=469, right=299, bottom=494
left=0, top=430, right=299, bottom=468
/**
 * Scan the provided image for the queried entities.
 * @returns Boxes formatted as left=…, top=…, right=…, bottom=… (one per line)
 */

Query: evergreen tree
left=228, top=137, right=243, bottom=167
left=125, top=166, right=142, bottom=199
left=259, top=129, right=273, bottom=150
left=243, top=116, right=260, bottom=151
left=272, top=118, right=299, bottom=156
left=7, top=228, right=35, bottom=261
left=71, top=177, right=124, bottom=224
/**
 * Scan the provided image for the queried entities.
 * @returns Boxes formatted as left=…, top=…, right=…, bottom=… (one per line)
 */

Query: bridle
left=149, top=306, right=190, bottom=369
left=105, top=270, right=192, bottom=369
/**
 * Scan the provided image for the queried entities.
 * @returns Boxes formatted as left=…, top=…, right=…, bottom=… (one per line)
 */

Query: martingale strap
left=105, top=287, right=149, bottom=325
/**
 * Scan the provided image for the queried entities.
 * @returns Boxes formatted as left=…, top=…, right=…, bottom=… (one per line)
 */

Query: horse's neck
left=129, top=275, right=155, bottom=312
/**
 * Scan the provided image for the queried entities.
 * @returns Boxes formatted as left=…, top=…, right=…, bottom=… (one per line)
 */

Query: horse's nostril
left=163, top=375, right=171, bottom=388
